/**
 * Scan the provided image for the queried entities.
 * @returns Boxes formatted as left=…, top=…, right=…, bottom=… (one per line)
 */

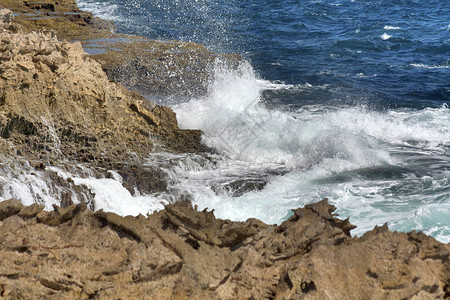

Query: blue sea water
left=73, top=0, right=449, bottom=242
left=79, top=0, right=449, bottom=108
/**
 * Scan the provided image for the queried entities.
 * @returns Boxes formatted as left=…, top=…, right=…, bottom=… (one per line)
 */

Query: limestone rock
left=0, top=14, right=206, bottom=196
left=0, top=199, right=447, bottom=299
left=0, top=8, right=14, bottom=24
left=0, top=21, right=202, bottom=158
left=4, top=1, right=241, bottom=99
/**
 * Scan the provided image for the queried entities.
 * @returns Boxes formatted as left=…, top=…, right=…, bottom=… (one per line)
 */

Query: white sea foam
left=1, top=57, right=448, bottom=242
left=256, top=79, right=295, bottom=90
left=76, top=0, right=121, bottom=22
left=175, top=62, right=449, bottom=167
left=0, top=162, right=59, bottom=210
left=171, top=60, right=450, bottom=242
left=381, top=33, right=392, bottom=40
left=410, top=63, right=450, bottom=69
left=384, top=25, right=401, bottom=30
left=0, top=161, right=167, bottom=216
left=48, top=167, right=167, bottom=216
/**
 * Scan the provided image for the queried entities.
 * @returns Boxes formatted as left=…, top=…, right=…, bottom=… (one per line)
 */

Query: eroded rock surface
left=3, top=0, right=241, bottom=99
left=0, top=199, right=448, bottom=299
left=0, top=9, right=206, bottom=198
left=0, top=13, right=203, bottom=158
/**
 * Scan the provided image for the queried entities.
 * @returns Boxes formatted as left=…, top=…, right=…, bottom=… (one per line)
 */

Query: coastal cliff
left=0, top=3, right=449, bottom=300
left=0, top=6, right=206, bottom=199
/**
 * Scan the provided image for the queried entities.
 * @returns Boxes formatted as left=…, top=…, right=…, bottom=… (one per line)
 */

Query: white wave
left=76, top=0, right=121, bottom=22
left=0, top=162, right=60, bottom=210
left=384, top=25, right=401, bottom=30
left=410, top=63, right=450, bottom=69
left=175, top=61, right=449, bottom=167
left=176, top=74, right=381, bottom=168
left=2, top=57, right=448, bottom=243
left=170, top=60, right=450, bottom=242
left=255, top=79, right=295, bottom=90
left=0, top=161, right=165, bottom=217
left=48, top=167, right=167, bottom=216
left=381, top=33, right=392, bottom=40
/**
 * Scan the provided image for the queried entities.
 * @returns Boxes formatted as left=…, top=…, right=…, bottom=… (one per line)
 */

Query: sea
left=3, top=0, right=449, bottom=242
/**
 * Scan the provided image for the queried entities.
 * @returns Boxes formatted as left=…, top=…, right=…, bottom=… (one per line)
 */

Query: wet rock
left=214, top=178, right=267, bottom=197
left=95, top=40, right=241, bottom=99
left=114, top=163, right=168, bottom=195
left=0, top=199, right=22, bottom=221
left=0, top=15, right=205, bottom=195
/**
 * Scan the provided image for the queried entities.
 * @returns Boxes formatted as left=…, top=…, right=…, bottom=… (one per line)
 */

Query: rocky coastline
left=0, top=1, right=449, bottom=299
left=2, top=0, right=240, bottom=100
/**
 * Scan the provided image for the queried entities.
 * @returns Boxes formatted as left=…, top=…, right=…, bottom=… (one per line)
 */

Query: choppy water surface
left=78, top=0, right=450, bottom=108
left=26, top=0, right=445, bottom=242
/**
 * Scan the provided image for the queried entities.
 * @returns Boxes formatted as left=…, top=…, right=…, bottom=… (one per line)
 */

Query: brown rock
left=0, top=199, right=22, bottom=221
left=0, top=199, right=447, bottom=299
left=3, top=1, right=241, bottom=99
left=0, top=14, right=206, bottom=196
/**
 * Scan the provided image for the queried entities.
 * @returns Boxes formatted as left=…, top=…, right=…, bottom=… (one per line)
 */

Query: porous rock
left=0, top=199, right=448, bottom=299
left=3, top=0, right=241, bottom=99
left=0, top=11, right=206, bottom=196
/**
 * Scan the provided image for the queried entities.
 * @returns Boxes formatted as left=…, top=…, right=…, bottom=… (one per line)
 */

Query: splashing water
left=171, top=62, right=450, bottom=242
left=1, top=59, right=448, bottom=242
left=3, top=0, right=447, bottom=243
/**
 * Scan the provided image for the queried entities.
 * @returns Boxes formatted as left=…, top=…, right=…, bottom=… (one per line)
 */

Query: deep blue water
left=79, top=0, right=449, bottom=109
left=72, top=0, right=450, bottom=242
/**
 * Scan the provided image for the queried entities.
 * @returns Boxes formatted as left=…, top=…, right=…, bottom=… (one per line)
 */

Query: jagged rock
left=3, top=1, right=241, bottom=99
left=114, top=163, right=168, bottom=195
left=0, top=199, right=447, bottom=299
left=164, top=200, right=268, bottom=248
left=0, top=13, right=207, bottom=196
left=0, top=21, right=200, bottom=158
left=214, top=178, right=267, bottom=197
